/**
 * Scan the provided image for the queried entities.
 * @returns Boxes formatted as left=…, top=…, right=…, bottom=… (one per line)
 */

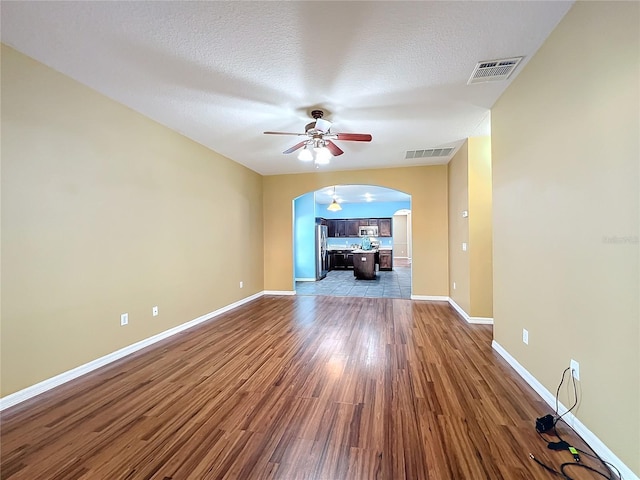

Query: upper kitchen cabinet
left=379, top=218, right=392, bottom=237
left=346, top=220, right=360, bottom=237
left=327, top=219, right=336, bottom=237
left=328, top=219, right=348, bottom=237
left=327, top=217, right=393, bottom=238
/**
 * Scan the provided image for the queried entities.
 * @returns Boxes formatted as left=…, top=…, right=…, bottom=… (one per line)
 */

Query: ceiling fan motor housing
left=305, top=110, right=326, bottom=132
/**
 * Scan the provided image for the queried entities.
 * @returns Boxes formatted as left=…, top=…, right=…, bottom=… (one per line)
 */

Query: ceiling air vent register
left=467, top=57, right=524, bottom=84
left=405, top=148, right=454, bottom=159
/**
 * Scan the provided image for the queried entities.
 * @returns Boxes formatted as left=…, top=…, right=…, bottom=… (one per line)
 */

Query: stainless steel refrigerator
left=316, top=224, right=328, bottom=280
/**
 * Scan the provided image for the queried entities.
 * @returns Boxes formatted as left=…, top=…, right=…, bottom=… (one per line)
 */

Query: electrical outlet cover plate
left=522, top=329, right=529, bottom=345
left=570, top=359, right=580, bottom=380
left=120, top=313, right=128, bottom=326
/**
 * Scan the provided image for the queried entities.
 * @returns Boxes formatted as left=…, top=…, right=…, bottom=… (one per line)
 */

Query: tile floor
left=295, top=266, right=412, bottom=299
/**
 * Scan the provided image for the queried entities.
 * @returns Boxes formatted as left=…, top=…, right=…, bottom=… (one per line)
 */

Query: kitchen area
left=323, top=219, right=393, bottom=278
left=294, top=185, right=411, bottom=299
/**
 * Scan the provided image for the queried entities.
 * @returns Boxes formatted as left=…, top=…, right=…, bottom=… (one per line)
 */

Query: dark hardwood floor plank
left=1, top=296, right=614, bottom=479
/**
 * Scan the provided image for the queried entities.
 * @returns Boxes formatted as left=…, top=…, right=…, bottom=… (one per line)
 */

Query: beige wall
left=392, top=214, right=408, bottom=258
left=1, top=45, right=264, bottom=396
left=448, top=137, right=493, bottom=318
left=468, top=137, right=493, bottom=318
left=492, top=2, right=639, bottom=474
left=264, top=167, right=449, bottom=296
left=448, top=141, right=470, bottom=313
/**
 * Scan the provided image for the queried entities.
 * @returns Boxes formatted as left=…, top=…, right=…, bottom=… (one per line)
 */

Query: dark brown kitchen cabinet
left=379, top=218, right=392, bottom=237
left=327, top=220, right=336, bottom=237
left=327, top=217, right=393, bottom=238
left=329, top=250, right=353, bottom=269
left=346, top=253, right=354, bottom=267
left=379, top=250, right=393, bottom=270
left=346, top=220, right=359, bottom=237
left=328, top=219, right=347, bottom=237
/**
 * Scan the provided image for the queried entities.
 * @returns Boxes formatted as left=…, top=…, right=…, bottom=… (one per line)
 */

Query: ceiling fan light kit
left=264, top=109, right=372, bottom=167
left=298, top=146, right=313, bottom=162
left=313, top=146, right=332, bottom=165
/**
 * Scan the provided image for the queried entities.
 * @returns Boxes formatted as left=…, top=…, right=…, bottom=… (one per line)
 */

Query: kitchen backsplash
left=327, top=237, right=393, bottom=248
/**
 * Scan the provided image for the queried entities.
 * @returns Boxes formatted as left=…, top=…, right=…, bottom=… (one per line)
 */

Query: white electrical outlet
left=462, top=242, right=467, bottom=251
left=453, top=282, right=456, bottom=290
left=120, top=313, right=128, bottom=326
left=239, top=281, right=243, bottom=288
left=570, top=359, right=580, bottom=381
left=522, top=328, right=529, bottom=345
left=152, top=306, right=158, bottom=317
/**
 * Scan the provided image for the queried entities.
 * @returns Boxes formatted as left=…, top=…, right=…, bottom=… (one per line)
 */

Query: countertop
left=328, top=246, right=392, bottom=251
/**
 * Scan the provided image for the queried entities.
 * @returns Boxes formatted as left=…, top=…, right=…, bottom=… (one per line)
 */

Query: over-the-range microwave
left=358, top=226, right=379, bottom=237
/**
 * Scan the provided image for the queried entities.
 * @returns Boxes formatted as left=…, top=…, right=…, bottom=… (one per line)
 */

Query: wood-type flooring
left=0, top=296, right=617, bottom=479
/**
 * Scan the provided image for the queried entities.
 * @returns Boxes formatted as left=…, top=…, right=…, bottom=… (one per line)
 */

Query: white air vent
left=467, top=57, right=523, bottom=84
left=405, top=147, right=454, bottom=159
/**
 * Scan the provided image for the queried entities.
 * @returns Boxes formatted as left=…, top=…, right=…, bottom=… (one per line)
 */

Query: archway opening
left=293, top=184, right=412, bottom=299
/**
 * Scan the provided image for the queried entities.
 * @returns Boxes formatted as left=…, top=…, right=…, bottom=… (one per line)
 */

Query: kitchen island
left=352, top=249, right=377, bottom=280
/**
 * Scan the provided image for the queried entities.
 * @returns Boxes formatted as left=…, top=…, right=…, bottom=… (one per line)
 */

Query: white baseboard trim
left=263, top=290, right=296, bottom=296
left=0, top=291, right=264, bottom=411
left=294, top=278, right=316, bottom=282
left=448, top=298, right=494, bottom=325
left=410, top=295, right=449, bottom=301
left=468, top=316, right=494, bottom=324
left=492, top=340, right=638, bottom=480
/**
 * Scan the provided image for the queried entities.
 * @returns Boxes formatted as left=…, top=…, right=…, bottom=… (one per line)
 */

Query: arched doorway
left=293, top=184, right=412, bottom=299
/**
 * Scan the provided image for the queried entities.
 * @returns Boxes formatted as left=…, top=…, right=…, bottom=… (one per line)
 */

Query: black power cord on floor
left=528, top=367, right=622, bottom=480
left=553, top=420, right=623, bottom=480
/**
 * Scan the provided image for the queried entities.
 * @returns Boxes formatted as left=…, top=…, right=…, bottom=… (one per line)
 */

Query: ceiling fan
left=264, top=110, right=372, bottom=163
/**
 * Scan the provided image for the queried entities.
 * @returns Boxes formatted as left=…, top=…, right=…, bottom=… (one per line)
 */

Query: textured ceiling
left=1, top=1, right=573, bottom=175
left=315, top=185, right=410, bottom=205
